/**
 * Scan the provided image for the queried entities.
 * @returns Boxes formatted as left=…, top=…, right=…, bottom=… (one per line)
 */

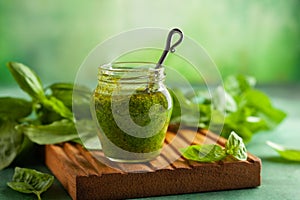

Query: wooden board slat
left=45, top=128, right=261, bottom=200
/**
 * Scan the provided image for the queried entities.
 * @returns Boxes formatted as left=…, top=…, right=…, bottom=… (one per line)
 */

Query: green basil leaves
left=7, top=167, right=54, bottom=200
left=180, top=131, right=247, bottom=162
left=7, top=62, right=73, bottom=121
left=170, top=75, right=287, bottom=143
left=0, top=62, right=96, bottom=170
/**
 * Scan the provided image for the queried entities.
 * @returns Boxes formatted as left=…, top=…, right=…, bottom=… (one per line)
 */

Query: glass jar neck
left=98, top=62, right=166, bottom=85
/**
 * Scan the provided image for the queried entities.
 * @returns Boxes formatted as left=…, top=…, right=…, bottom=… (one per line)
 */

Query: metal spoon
left=156, top=28, right=184, bottom=69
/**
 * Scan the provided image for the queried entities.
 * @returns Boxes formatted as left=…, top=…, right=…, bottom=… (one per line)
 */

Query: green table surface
left=1, top=85, right=300, bottom=200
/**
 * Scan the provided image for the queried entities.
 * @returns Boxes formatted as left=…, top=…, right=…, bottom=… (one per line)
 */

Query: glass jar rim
left=99, top=61, right=165, bottom=73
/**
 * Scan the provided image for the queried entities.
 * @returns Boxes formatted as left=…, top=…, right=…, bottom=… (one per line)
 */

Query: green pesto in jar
left=92, top=62, right=172, bottom=162
left=93, top=88, right=172, bottom=160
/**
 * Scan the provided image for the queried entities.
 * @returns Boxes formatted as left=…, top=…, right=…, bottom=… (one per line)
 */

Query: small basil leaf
left=180, top=144, right=226, bottom=162
left=7, top=167, right=54, bottom=200
left=0, top=119, right=24, bottom=170
left=7, top=62, right=45, bottom=99
left=225, top=131, right=247, bottom=161
left=267, top=141, right=300, bottom=162
left=16, top=119, right=78, bottom=145
left=0, top=97, right=32, bottom=120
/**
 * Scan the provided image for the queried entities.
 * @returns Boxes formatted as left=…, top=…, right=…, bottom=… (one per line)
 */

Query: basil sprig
left=7, top=62, right=73, bottom=121
left=180, top=131, right=247, bottom=162
left=170, top=75, right=287, bottom=143
left=0, top=62, right=97, bottom=170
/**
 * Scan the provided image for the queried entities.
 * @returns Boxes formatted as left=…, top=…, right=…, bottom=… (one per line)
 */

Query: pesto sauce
left=93, top=90, right=172, bottom=160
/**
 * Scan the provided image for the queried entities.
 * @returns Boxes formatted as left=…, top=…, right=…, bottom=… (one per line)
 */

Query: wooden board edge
left=75, top=161, right=261, bottom=200
left=45, top=145, right=80, bottom=200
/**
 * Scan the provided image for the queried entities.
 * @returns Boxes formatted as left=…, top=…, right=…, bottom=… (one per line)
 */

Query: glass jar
left=92, top=62, right=173, bottom=163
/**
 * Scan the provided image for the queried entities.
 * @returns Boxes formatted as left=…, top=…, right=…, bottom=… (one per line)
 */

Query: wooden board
left=45, top=128, right=261, bottom=200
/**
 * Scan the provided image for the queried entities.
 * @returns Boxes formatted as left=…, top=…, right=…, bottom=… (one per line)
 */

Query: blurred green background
left=1, top=0, right=300, bottom=87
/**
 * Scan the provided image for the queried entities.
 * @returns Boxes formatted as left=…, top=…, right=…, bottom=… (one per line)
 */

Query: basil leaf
left=224, top=74, right=256, bottom=97
left=48, top=83, right=91, bottom=107
left=35, top=105, right=64, bottom=125
left=225, top=131, right=247, bottom=161
left=42, top=96, right=73, bottom=121
left=7, top=62, right=45, bottom=99
left=0, top=97, right=32, bottom=120
left=0, top=119, right=24, bottom=170
left=48, top=83, right=92, bottom=119
left=47, top=83, right=74, bottom=108
left=223, top=110, right=254, bottom=143
left=267, top=141, right=300, bottom=162
left=240, top=89, right=287, bottom=128
left=212, top=86, right=237, bottom=113
left=7, top=167, right=54, bottom=200
left=180, top=144, right=226, bottom=162
left=16, top=119, right=78, bottom=145
left=180, top=132, right=248, bottom=163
